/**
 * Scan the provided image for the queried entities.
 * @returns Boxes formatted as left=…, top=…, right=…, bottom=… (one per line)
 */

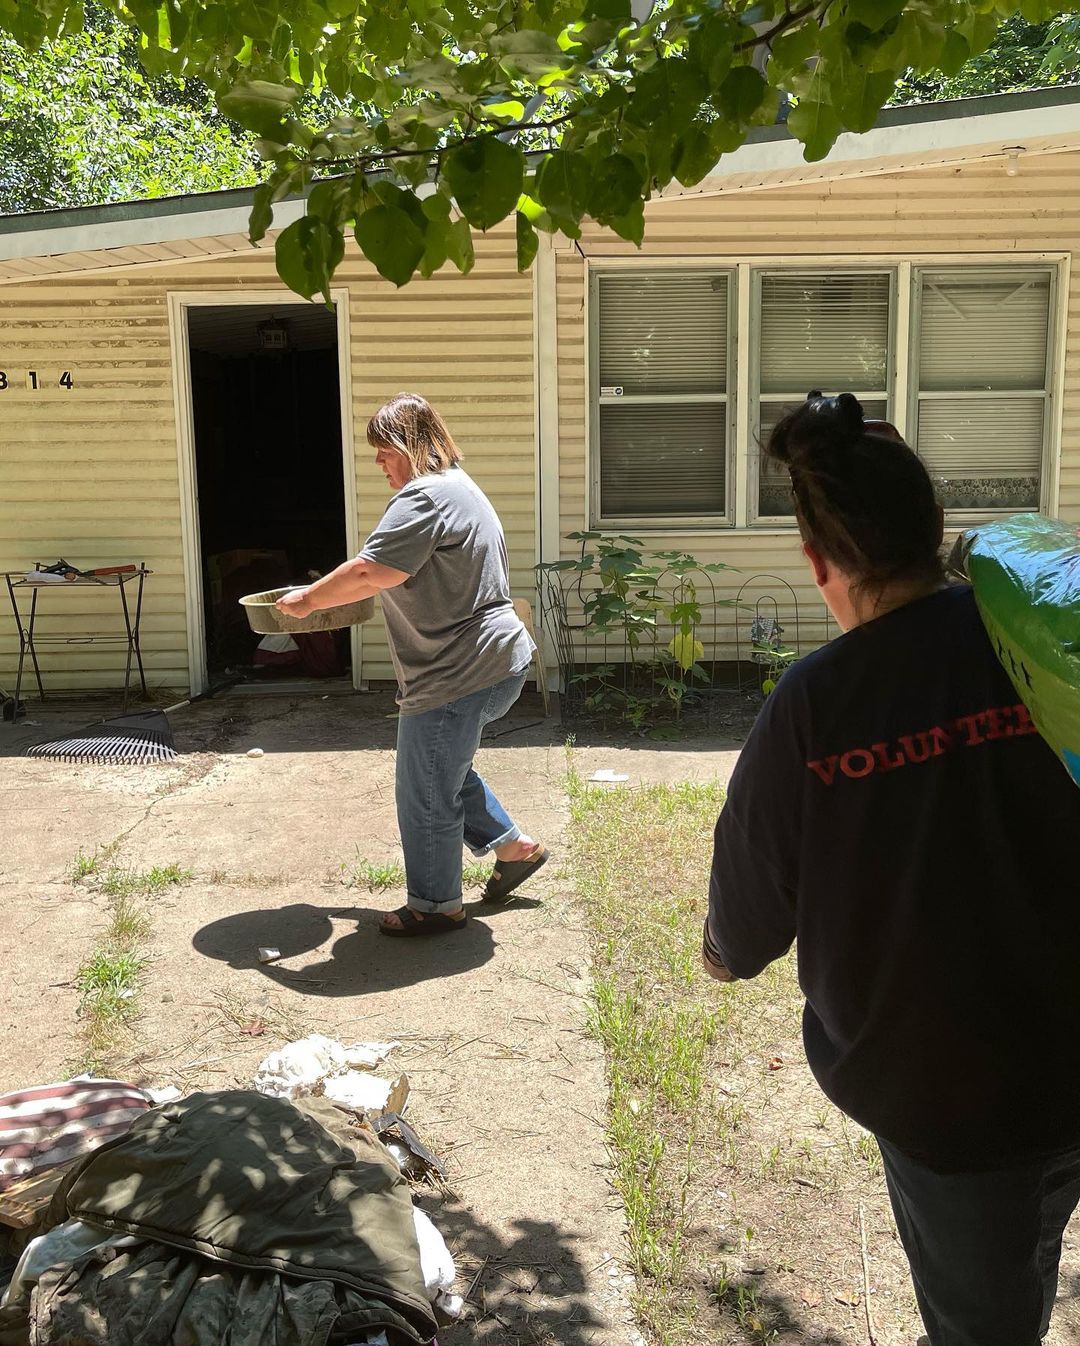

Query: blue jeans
left=879, top=1137, right=1080, bottom=1345
left=395, top=671, right=526, bottom=914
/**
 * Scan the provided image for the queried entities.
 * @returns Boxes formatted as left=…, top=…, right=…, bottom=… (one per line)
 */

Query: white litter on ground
left=253, top=1035, right=399, bottom=1100
left=144, top=1085, right=182, bottom=1105
left=343, top=1041, right=400, bottom=1069
left=322, top=1073, right=394, bottom=1112
left=413, top=1207, right=457, bottom=1307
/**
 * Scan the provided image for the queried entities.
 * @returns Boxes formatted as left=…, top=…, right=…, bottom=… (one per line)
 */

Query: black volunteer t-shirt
left=707, top=585, right=1080, bottom=1172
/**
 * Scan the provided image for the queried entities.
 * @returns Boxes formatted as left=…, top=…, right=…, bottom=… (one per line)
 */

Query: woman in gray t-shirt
left=277, top=393, right=547, bottom=935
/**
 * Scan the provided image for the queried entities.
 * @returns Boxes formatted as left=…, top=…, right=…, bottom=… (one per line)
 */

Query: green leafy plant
left=542, top=532, right=731, bottom=726
left=753, top=641, right=799, bottom=696
left=3, top=2, right=1068, bottom=297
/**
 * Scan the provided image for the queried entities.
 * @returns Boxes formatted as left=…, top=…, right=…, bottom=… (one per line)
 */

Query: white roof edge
left=1, top=97, right=1078, bottom=263
left=660, top=99, right=1080, bottom=199
left=0, top=197, right=307, bottom=263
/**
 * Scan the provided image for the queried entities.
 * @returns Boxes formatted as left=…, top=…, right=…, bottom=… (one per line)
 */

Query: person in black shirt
left=704, top=392, right=1080, bottom=1346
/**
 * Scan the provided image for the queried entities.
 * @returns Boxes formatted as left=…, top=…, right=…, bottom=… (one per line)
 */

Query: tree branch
left=313, top=109, right=577, bottom=171
left=733, top=3, right=820, bottom=53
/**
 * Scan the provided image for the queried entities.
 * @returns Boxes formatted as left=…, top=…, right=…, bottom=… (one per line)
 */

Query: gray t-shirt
left=359, top=466, right=534, bottom=714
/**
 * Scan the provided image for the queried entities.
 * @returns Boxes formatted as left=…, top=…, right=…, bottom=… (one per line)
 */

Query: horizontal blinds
left=759, top=273, right=890, bottom=394
left=598, top=272, right=729, bottom=396
left=917, top=271, right=1050, bottom=392
left=916, top=399, right=1044, bottom=477
left=600, top=403, right=726, bottom=517
left=757, top=399, right=887, bottom=517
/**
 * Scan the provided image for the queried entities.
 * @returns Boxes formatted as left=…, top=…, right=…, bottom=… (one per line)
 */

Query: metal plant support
left=536, top=554, right=733, bottom=726
left=734, top=574, right=804, bottom=695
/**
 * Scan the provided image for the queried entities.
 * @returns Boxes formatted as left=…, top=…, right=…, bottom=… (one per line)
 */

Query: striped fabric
left=0, top=1079, right=151, bottom=1191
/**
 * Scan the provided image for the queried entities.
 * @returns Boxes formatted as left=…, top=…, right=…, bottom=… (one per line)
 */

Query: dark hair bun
left=767, top=391, right=866, bottom=468
left=764, top=390, right=944, bottom=596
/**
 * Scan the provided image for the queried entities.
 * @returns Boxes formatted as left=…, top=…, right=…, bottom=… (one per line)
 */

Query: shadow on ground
left=0, top=687, right=758, bottom=759
left=711, top=1273, right=850, bottom=1345
left=191, top=902, right=523, bottom=997
left=0, top=1089, right=619, bottom=1346
left=431, top=1198, right=615, bottom=1346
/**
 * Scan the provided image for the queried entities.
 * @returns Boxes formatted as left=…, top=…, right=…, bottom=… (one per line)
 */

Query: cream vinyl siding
left=0, top=228, right=534, bottom=692
left=555, top=150, right=1080, bottom=659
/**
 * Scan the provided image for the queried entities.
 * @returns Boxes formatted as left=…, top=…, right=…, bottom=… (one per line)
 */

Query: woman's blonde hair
left=366, top=393, right=462, bottom=478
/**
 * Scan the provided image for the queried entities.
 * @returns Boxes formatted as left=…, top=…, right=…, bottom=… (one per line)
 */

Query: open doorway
left=185, top=302, right=351, bottom=687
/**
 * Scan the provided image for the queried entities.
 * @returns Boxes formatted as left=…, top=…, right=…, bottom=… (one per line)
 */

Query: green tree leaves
left=217, top=79, right=299, bottom=139
left=442, top=136, right=524, bottom=230
left=275, top=215, right=344, bottom=302
left=535, top=149, right=592, bottom=221
left=516, top=210, right=539, bottom=271
left=353, top=204, right=425, bottom=287
left=490, top=29, right=574, bottom=80
left=3, top=0, right=1074, bottom=294
left=0, top=1, right=256, bottom=213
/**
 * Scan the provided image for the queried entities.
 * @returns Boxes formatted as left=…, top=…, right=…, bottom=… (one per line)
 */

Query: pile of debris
left=0, top=1037, right=459, bottom=1346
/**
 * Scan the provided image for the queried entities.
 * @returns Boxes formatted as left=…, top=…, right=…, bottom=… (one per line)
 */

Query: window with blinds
left=755, top=271, right=892, bottom=517
left=587, top=263, right=1058, bottom=529
left=593, top=271, right=732, bottom=521
left=912, top=269, right=1051, bottom=511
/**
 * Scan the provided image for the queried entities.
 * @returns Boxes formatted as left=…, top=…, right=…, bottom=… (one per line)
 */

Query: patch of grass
left=68, top=861, right=187, bottom=1072
left=108, top=894, right=152, bottom=945
left=462, top=861, right=492, bottom=887
left=75, top=948, right=146, bottom=1016
left=345, top=856, right=407, bottom=891
left=565, top=763, right=912, bottom=1345
left=71, top=850, right=100, bottom=881
left=569, top=771, right=738, bottom=1317
left=854, top=1130, right=883, bottom=1174
left=207, top=869, right=292, bottom=888
left=99, top=863, right=193, bottom=899
left=712, top=1274, right=781, bottom=1345
left=70, top=839, right=120, bottom=883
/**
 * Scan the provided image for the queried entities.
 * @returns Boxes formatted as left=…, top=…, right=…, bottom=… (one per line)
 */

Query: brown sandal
left=379, top=906, right=468, bottom=938
left=482, top=846, right=549, bottom=904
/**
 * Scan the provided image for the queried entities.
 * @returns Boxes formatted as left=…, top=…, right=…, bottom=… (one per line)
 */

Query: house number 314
left=0, top=370, right=75, bottom=390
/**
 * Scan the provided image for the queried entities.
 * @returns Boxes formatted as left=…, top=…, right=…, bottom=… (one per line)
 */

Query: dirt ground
left=0, top=689, right=743, bottom=1346
left=4, top=688, right=1078, bottom=1346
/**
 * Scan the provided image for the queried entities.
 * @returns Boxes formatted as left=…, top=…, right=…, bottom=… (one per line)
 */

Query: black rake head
left=26, top=711, right=178, bottom=765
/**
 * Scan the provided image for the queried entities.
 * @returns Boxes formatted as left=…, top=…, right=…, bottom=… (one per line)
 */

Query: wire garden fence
left=536, top=533, right=817, bottom=728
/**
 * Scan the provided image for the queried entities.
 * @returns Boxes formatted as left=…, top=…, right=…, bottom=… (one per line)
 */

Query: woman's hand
left=276, top=588, right=315, bottom=618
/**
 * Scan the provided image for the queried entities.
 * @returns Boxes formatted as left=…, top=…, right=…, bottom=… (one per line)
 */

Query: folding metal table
left=3, top=566, right=151, bottom=716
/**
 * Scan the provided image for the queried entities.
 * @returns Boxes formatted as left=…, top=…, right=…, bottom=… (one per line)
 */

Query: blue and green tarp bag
left=950, top=513, right=1080, bottom=788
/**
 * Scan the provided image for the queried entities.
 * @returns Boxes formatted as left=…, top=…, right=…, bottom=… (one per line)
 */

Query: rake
left=26, top=690, right=219, bottom=765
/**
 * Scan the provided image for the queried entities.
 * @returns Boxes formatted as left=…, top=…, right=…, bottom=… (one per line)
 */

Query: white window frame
left=583, top=253, right=1067, bottom=534
left=907, top=263, right=1059, bottom=526
left=588, top=264, right=737, bottom=529
left=749, top=265, right=897, bottom=527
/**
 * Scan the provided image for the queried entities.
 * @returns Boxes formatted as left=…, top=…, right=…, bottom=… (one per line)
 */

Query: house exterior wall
left=3, top=148, right=1078, bottom=695
left=0, top=228, right=534, bottom=693
left=553, top=150, right=1080, bottom=657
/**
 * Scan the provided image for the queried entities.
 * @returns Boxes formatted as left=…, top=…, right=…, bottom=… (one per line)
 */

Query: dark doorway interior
left=187, top=304, right=349, bottom=684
